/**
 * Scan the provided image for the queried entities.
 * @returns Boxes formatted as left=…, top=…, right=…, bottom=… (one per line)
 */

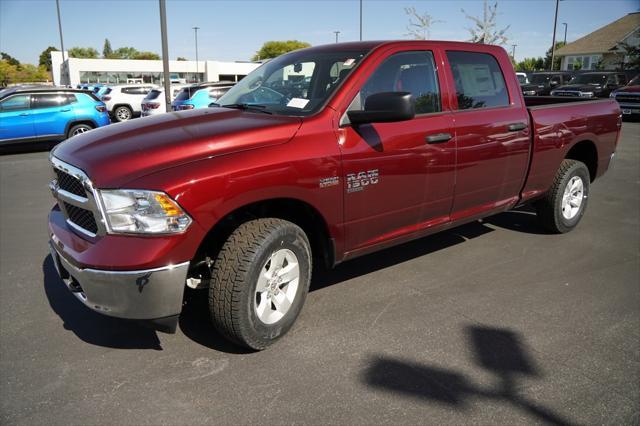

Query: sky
left=0, top=0, right=638, bottom=65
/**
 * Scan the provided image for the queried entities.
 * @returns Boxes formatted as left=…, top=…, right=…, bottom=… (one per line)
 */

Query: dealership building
left=50, top=51, right=260, bottom=86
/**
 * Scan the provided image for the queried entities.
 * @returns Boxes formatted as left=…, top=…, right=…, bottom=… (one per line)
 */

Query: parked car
left=94, top=85, right=111, bottom=98
left=48, top=40, right=620, bottom=350
left=550, top=72, right=628, bottom=98
left=171, top=82, right=235, bottom=111
left=610, top=75, right=640, bottom=118
left=516, top=72, right=529, bottom=85
left=100, top=84, right=158, bottom=122
left=141, top=84, right=189, bottom=117
left=521, top=71, right=574, bottom=96
left=0, top=87, right=109, bottom=148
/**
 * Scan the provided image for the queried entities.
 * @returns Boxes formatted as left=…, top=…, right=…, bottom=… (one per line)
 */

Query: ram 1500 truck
left=48, top=41, right=621, bottom=350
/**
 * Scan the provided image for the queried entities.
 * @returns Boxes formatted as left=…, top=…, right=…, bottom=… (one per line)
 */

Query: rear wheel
left=208, top=218, right=311, bottom=350
left=114, top=106, right=132, bottom=122
left=67, top=123, right=93, bottom=139
left=536, top=159, right=590, bottom=233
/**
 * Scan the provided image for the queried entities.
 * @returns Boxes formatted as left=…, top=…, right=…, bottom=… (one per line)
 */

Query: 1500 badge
left=347, top=169, right=379, bottom=193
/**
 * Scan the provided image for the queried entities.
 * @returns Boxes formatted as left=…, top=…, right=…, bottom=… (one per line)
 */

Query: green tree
left=614, top=31, right=640, bottom=71
left=68, top=47, right=99, bottom=58
left=102, top=39, right=113, bottom=58
left=133, top=51, right=160, bottom=60
left=461, top=0, right=509, bottom=45
left=517, top=57, right=545, bottom=71
left=544, top=41, right=565, bottom=70
left=252, top=40, right=311, bottom=61
left=38, top=46, right=58, bottom=71
left=0, top=60, right=49, bottom=85
left=1, top=52, right=20, bottom=66
left=111, top=47, right=138, bottom=59
left=177, top=57, right=188, bottom=61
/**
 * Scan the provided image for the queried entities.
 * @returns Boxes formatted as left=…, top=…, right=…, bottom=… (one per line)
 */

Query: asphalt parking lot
left=1, top=122, right=639, bottom=425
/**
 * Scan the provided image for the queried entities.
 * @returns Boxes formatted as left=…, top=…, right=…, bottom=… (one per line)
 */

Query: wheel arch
left=64, top=119, right=97, bottom=138
left=566, top=140, right=598, bottom=182
left=193, top=198, right=336, bottom=275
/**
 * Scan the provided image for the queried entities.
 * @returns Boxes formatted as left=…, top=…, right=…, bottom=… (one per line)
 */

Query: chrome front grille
left=553, top=90, right=580, bottom=97
left=614, top=94, right=640, bottom=104
left=50, top=156, right=105, bottom=238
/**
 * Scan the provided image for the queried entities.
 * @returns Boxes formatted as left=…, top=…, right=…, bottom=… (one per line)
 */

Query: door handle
left=19, top=113, right=29, bottom=116
left=426, top=133, right=452, bottom=144
left=507, top=122, right=527, bottom=132
left=60, top=108, right=71, bottom=112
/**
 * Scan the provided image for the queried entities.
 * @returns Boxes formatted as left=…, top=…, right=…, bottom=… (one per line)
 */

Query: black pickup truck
left=551, top=71, right=628, bottom=98
left=521, top=71, right=574, bottom=96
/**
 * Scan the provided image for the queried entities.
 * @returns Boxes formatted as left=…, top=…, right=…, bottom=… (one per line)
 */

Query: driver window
left=0, top=94, right=30, bottom=112
left=356, top=51, right=441, bottom=115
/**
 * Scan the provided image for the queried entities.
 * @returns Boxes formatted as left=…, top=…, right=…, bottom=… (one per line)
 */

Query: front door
left=31, top=93, right=76, bottom=138
left=0, top=94, right=34, bottom=141
left=338, top=49, right=456, bottom=252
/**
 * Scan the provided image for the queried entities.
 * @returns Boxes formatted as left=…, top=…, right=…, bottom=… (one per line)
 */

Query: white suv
left=140, top=84, right=189, bottom=117
left=100, top=85, right=158, bottom=122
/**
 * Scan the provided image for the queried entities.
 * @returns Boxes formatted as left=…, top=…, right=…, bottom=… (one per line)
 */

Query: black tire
left=535, top=159, right=590, bottom=233
left=67, top=123, right=93, bottom=139
left=113, top=105, right=132, bottom=122
left=208, top=218, right=312, bottom=350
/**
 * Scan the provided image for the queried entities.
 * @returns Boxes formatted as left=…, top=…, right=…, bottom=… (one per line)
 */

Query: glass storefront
left=78, top=71, right=204, bottom=84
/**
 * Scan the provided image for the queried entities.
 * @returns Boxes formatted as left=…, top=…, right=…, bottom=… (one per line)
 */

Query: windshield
left=530, top=74, right=552, bottom=84
left=570, top=74, right=607, bottom=85
left=215, top=49, right=369, bottom=116
left=517, top=75, right=527, bottom=84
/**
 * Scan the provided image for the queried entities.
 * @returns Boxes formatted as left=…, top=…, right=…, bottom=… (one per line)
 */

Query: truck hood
left=554, top=84, right=603, bottom=92
left=615, top=85, right=640, bottom=94
left=53, top=108, right=302, bottom=188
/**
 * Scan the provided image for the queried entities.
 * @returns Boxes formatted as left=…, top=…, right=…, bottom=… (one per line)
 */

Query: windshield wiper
left=220, top=103, right=273, bottom=114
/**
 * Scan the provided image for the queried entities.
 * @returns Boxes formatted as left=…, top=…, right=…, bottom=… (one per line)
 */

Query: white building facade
left=51, top=51, right=260, bottom=86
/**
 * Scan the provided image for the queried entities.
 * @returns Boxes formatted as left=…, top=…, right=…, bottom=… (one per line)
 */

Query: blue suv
left=0, top=87, right=110, bottom=147
left=171, top=82, right=235, bottom=111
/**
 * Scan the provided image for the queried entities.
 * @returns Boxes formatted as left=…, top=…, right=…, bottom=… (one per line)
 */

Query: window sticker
left=287, top=98, right=310, bottom=109
left=344, top=58, right=356, bottom=66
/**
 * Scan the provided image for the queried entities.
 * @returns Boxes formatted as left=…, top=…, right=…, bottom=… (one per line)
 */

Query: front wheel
left=536, top=159, right=590, bottom=233
left=208, top=218, right=311, bottom=350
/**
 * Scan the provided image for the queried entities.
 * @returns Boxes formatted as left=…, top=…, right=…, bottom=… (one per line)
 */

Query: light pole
left=359, top=0, right=363, bottom=41
left=511, top=44, right=517, bottom=61
left=192, top=26, right=200, bottom=82
left=55, top=0, right=66, bottom=86
left=550, top=0, right=561, bottom=71
left=562, top=22, right=568, bottom=44
left=159, top=0, right=171, bottom=112
left=334, top=31, right=340, bottom=43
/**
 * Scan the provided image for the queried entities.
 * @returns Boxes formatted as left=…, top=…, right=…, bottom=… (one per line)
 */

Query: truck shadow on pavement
left=363, top=325, right=575, bottom=426
left=42, top=255, right=163, bottom=350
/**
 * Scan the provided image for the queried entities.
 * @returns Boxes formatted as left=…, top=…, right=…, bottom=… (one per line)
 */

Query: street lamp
left=334, top=31, right=341, bottom=43
left=192, top=26, right=200, bottom=82
left=359, top=0, right=363, bottom=41
left=55, top=0, right=67, bottom=85
left=550, top=0, right=564, bottom=71
left=159, top=0, right=171, bottom=112
left=511, top=44, right=517, bottom=60
left=562, top=22, right=568, bottom=44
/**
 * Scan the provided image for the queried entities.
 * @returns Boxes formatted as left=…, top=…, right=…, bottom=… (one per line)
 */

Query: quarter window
left=446, top=51, right=509, bottom=110
left=359, top=51, right=441, bottom=115
left=0, top=94, right=30, bottom=112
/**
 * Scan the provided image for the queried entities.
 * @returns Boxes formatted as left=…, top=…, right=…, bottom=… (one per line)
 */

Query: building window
left=78, top=71, right=204, bottom=84
left=566, top=55, right=602, bottom=70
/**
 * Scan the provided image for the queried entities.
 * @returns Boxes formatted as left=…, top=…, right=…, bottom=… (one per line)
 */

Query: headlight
left=99, top=189, right=192, bottom=234
left=610, top=92, right=617, bottom=98
left=579, top=92, right=594, bottom=98
left=550, top=91, right=557, bottom=96
left=524, top=90, right=537, bottom=96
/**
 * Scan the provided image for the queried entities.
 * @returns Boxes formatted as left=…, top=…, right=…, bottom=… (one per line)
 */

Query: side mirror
left=347, top=92, right=415, bottom=125
left=550, top=80, right=560, bottom=86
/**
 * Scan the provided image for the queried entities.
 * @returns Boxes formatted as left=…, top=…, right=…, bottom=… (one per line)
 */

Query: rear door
left=339, top=48, right=456, bottom=251
left=443, top=50, right=530, bottom=220
left=0, top=94, right=35, bottom=141
left=31, top=93, right=75, bottom=138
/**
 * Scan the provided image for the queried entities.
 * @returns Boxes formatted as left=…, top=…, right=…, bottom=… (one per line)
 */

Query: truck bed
left=524, top=95, right=604, bottom=108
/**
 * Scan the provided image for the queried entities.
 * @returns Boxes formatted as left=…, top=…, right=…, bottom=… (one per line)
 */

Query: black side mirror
left=347, top=92, right=415, bottom=125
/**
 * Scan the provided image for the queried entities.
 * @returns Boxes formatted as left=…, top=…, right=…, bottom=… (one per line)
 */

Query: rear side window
left=121, top=87, right=149, bottom=95
left=103, top=88, right=112, bottom=95
left=147, top=90, right=162, bottom=100
left=174, top=88, right=192, bottom=101
left=0, top=94, right=30, bottom=111
left=32, top=93, right=70, bottom=109
left=446, top=51, right=509, bottom=110
left=360, top=51, right=441, bottom=114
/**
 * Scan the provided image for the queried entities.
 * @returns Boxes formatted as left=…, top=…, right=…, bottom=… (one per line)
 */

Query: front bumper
left=49, top=241, right=189, bottom=327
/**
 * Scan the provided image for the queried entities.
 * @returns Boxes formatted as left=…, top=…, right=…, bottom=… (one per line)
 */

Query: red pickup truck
left=48, top=41, right=621, bottom=350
